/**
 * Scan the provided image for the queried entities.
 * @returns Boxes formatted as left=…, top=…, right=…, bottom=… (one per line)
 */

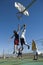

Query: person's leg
left=13, top=46, right=18, bottom=54
left=15, top=45, right=19, bottom=54
left=33, top=51, right=36, bottom=60
left=13, top=40, right=15, bottom=54
left=13, top=44, right=15, bottom=54
left=36, top=52, right=38, bottom=60
left=20, top=38, right=24, bottom=50
left=37, top=55, right=38, bottom=60
left=24, top=44, right=30, bottom=49
left=33, top=55, right=35, bottom=60
left=23, top=38, right=30, bottom=49
left=21, top=53, right=22, bottom=57
left=17, top=52, right=19, bottom=57
left=13, top=39, right=19, bottom=54
left=13, top=45, right=18, bottom=54
left=21, top=38, right=30, bottom=50
left=13, top=45, right=17, bottom=54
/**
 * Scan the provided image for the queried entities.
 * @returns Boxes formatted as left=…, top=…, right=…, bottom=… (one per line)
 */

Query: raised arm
left=11, top=34, right=14, bottom=39
left=17, top=24, right=20, bottom=34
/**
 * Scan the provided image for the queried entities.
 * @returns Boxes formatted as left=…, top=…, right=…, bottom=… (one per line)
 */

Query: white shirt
left=21, top=29, right=26, bottom=39
left=20, top=28, right=27, bottom=44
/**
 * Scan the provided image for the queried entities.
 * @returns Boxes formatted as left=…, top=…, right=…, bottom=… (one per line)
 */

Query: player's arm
left=10, top=34, right=14, bottom=39
left=17, top=24, right=20, bottom=34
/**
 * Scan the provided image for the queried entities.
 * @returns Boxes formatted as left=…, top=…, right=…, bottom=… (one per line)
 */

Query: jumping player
left=20, top=24, right=30, bottom=50
left=11, top=24, right=20, bottom=54
left=11, top=30, right=19, bottom=54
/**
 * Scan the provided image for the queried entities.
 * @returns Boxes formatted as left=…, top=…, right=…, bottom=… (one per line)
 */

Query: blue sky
left=0, top=0, right=43, bottom=54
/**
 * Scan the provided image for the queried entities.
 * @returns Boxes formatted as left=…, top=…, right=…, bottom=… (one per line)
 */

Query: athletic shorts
left=20, top=38, right=25, bottom=45
left=14, top=39, right=19, bottom=45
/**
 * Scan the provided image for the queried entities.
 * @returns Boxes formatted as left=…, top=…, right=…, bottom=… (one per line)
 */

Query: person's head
left=23, top=24, right=26, bottom=29
left=32, top=40, right=35, bottom=45
left=13, top=30, right=17, bottom=34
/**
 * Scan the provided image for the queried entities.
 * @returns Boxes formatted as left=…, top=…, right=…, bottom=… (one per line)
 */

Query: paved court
left=0, top=58, right=43, bottom=65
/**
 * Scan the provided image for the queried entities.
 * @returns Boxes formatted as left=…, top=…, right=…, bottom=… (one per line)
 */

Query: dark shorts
left=20, top=38, right=25, bottom=46
left=14, top=39, right=19, bottom=45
